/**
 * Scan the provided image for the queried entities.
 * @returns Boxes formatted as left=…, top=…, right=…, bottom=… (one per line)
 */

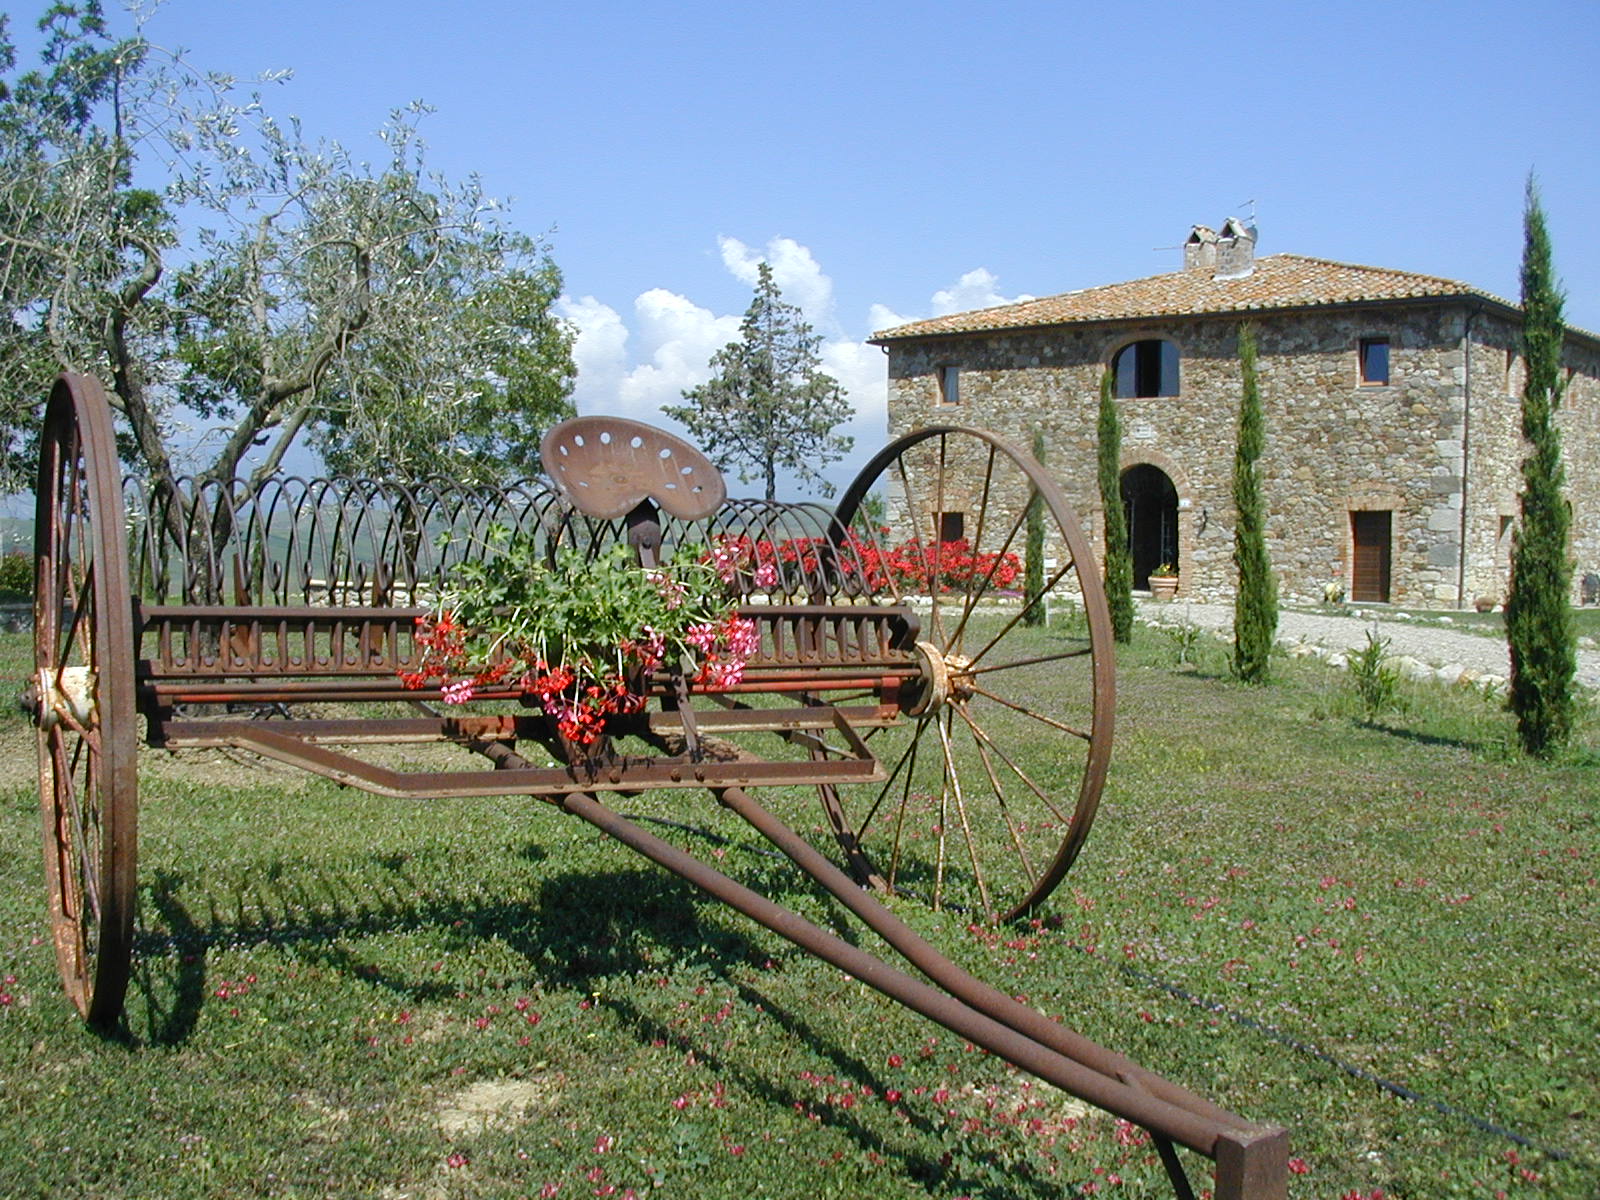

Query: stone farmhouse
left=870, top=220, right=1600, bottom=609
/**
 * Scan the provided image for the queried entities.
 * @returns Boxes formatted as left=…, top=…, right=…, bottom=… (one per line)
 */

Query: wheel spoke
left=965, top=646, right=1093, bottom=675
left=884, top=729, right=923, bottom=890
left=968, top=681, right=1093, bottom=741
left=951, top=702, right=1073, bottom=826
left=932, top=708, right=952, bottom=909
left=934, top=707, right=993, bottom=917
left=965, top=557, right=1076, bottom=670
left=967, top=718, right=1038, bottom=884
left=854, top=715, right=929, bottom=840
left=929, top=433, right=950, bottom=647
left=948, top=444, right=999, bottom=656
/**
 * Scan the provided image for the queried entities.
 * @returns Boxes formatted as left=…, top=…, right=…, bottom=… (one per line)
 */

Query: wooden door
left=1351, top=511, right=1392, bottom=603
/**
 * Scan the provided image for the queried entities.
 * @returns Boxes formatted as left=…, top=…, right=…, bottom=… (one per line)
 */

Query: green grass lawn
left=1, top=625, right=1596, bottom=1199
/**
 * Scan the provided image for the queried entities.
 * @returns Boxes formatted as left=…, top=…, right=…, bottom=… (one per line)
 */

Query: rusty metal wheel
left=31, top=374, right=138, bottom=1026
left=820, top=426, right=1114, bottom=922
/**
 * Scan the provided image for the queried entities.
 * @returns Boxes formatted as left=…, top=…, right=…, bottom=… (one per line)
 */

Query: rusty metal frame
left=25, top=382, right=1290, bottom=1199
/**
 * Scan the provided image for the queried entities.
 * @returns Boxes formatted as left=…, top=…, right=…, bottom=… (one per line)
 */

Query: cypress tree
left=1097, top=369, right=1133, bottom=642
left=1022, top=429, right=1047, bottom=626
left=1506, top=178, right=1576, bottom=756
left=1231, top=323, right=1277, bottom=683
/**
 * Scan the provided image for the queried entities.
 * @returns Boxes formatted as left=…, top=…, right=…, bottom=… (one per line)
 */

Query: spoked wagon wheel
left=30, top=374, right=138, bottom=1026
left=820, top=426, right=1113, bottom=922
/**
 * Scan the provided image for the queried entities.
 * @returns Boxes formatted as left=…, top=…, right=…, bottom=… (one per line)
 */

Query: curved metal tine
left=794, top=501, right=851, bottom=600
left=756, top=500, right=819, bottom=599
left=843, top=497, right=901, bottom=604
left=304, top=477, right=344, bottom=606
left=841, top=501, right=893, bottom=603
left=950, top=702, right=1073, bottom=826
left=259, top=477, right=308, bottom=605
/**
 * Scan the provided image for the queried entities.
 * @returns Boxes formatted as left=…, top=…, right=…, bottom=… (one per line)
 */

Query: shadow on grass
left=124, top=852, right=1074, bottom=1200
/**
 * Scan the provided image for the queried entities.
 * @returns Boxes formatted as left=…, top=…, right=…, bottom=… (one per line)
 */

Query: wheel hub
left=33, top=665, right=96, bottom=731
left=909, top=640, right=975, bottom=715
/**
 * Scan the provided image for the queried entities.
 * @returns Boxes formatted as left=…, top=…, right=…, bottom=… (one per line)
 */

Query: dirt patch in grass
left=435, top=1074, right=563, bottom=1138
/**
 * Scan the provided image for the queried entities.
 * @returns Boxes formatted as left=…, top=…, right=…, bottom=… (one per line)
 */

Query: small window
left=937, top=511, right=965, bottom=544
left=1359, top=337, right=1390, bottom=386
left=937, top=366, right=960, bottom=406
left=1112, top=339, right=1180, bottom=398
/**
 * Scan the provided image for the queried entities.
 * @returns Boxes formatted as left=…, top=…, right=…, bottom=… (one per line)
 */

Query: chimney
left=1183, top=225, right=1218, bottom=273
left=1213, top=216, right=1257, bottom=279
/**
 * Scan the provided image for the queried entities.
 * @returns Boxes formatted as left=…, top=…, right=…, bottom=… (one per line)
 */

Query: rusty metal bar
left=150, top=719, right=886, bottom=796
left=555, top=788, right=1286, bottom=1199
left=149, top=706, right=901, bottom=749
left=715, top=784, right=1262, bottom=1137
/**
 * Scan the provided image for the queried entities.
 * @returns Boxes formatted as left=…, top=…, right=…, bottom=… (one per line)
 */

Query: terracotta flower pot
left=1150, top=575, right=1179, bottom=600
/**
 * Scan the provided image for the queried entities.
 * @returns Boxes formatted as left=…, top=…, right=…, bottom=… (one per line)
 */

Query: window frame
left=936, top=365, right=961, bottom=407
left=1111, top=338, right=1181, bottom=399
left=1358, top=336, right=1391, bottom=387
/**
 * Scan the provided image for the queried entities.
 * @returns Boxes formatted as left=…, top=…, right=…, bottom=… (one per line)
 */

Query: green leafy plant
left=1348, top=629, right=1402, bottom=721
left=0, top=552, right=32, bottom=598
left=1164, top=617, right=1205, bottom=668
left=405, top=532, right=760, bottom=744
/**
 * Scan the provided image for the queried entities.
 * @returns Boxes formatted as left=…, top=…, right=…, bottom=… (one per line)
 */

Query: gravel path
left=1135, top=599, right=1600, bottom=691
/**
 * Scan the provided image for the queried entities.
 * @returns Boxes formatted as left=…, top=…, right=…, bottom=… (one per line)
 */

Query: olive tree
left=0, top=3, right=574, bottom=503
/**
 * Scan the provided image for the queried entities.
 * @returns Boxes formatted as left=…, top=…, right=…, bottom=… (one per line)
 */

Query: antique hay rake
left=23, top=373, right=1287, bottom=1198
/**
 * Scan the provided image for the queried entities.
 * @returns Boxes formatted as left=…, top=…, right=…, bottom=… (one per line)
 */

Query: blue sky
left=19, top=0, right=1600, bottom=491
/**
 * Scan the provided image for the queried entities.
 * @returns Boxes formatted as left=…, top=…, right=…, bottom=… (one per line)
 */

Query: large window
left=1112, top=339, right=1180, bottom=398
left=1359, top=337, right=1390, bottom=386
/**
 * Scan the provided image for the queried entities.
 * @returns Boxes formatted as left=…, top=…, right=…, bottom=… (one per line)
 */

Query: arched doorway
left=1121, top=464, right=1178, bottom=589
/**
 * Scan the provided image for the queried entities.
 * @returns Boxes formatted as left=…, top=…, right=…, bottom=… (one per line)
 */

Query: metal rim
left=34, top=374, right=138, bottom=1025
left=820, top=425, right=1114, bottom=922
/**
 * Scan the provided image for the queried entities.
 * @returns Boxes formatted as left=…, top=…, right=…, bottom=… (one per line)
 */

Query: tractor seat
left=541, top=416, right=726, bottom=520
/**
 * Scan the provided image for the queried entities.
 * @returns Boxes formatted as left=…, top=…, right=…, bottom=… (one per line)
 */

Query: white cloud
left=931, top=267, right=1032, bottom=315
left=718, top=235, right=837, bottom=329
left=555, top=245, right=1028, bottom=497
left=557, top=289, right=737, bottom=424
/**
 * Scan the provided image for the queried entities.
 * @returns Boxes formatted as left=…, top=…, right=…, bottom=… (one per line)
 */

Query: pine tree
left=1097, top=369, right=1133, bottom=642
left=665, top=262, right=852, bottom=500
left=1023, top=429, right=1047, bottom=626
left=1231, top=323, right=1277, bottom=683
left=1505, top=178, right=1577, bottom=756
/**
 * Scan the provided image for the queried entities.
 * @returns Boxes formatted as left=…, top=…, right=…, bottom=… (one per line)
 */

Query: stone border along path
left=1133, top=599, right=1600, bottom=693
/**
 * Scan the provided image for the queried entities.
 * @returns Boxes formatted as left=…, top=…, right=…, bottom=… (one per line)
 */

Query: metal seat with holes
left=540, top=416, right=725, bottom=520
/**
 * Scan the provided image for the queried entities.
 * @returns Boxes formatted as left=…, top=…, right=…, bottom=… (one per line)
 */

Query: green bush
left=1348, top=629, right=1402, bottom=721
left=0, top=552, right=32, bottom=598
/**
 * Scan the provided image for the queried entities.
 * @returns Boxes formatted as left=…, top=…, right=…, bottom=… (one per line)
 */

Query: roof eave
left=870, top=291, right=1600, bottom=352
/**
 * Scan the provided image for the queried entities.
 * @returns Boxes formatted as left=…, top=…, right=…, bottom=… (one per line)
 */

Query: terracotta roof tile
left=869, top=254, right=1516, bottom=342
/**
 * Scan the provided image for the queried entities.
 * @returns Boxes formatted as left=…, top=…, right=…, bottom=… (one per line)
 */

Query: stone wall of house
left=885, top=303, right=1600, bottom=609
